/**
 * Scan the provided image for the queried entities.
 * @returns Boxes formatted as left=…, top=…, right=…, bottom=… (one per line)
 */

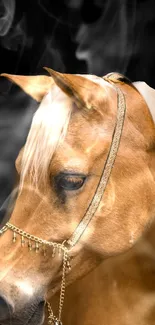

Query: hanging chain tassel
left=13, top=231, right=16, bottom=243
left=28, top=239, right=32, bottom=251
left=21, top=235, right=25, bottom=247
left=35, top=242, right=39, bottom=253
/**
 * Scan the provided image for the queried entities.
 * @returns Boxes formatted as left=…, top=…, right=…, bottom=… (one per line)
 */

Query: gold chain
left=46, top=249, right=68, bottom=325
left=58, top=249, right=68, bottom=321
left=1, top=222, right=65, bottom=248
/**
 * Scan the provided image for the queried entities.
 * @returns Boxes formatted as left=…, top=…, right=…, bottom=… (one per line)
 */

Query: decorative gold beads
left=21, top=235, right=25, bottom=246
left=13, top=231, right=16, bottom=243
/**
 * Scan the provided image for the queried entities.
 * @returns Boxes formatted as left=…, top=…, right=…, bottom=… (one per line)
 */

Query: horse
left=0, top=69, right=155, bottom=325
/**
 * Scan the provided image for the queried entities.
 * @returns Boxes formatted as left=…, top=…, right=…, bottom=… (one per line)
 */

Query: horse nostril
left=0, top=296, right=13, bottom=321
left=38, top=301, right=45, bottom=308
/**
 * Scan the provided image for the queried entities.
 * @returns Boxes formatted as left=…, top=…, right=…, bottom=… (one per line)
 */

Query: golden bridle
left=0, top=74, right=126, bottom=325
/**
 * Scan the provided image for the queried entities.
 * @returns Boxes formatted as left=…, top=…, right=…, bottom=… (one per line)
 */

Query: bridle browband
left=0, top=75, right=126, bottom=325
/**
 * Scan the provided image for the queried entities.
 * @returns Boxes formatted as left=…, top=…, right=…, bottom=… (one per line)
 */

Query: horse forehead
left=66, top=115, right=107, bottom=153
left=51, top=128, right=108, bottom=173
left=51, top=106, right=110, bottom=171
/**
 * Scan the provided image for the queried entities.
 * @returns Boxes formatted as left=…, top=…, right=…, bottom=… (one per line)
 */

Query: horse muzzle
left=0, top=295, right=45, bottom=325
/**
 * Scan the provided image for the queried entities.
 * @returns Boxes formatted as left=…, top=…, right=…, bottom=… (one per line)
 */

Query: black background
left=0, top=0, right=155, bottom=209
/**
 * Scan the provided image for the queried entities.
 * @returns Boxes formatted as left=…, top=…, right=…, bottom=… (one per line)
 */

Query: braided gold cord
left=67, top=85, right=126, bottom=247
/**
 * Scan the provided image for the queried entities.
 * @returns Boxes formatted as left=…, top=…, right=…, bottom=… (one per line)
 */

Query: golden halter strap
left=0, top=74, right=126, bottom=325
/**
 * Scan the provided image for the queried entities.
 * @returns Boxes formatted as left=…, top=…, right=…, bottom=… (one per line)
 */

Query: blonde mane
left=20, top=85, right=73, bottom=188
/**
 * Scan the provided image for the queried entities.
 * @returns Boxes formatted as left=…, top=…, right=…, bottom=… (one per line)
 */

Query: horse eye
left=55, top=174, right=86, bottom=191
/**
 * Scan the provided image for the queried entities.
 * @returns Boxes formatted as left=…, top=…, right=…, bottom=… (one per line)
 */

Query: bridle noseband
left=0, top=75, right=126, bottom=325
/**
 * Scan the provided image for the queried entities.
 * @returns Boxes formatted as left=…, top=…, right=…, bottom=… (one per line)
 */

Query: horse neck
left=49, top=222, right=155, bottom=325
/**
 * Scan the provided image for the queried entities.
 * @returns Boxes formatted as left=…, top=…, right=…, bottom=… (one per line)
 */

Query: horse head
left=0, top=70, right=155, bottom=325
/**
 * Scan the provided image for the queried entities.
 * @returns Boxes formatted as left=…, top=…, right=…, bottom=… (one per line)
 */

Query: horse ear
left=44, top=67, right=101, bottom=110
left=133, top=81, right=155, bottom=124
left=0, top=73, right=54, bottom=102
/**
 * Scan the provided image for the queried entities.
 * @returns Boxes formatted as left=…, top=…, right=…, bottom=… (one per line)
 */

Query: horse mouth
left=27, top=301, right=45, bottom=325
left=0, top=301, right=45, bottom=325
